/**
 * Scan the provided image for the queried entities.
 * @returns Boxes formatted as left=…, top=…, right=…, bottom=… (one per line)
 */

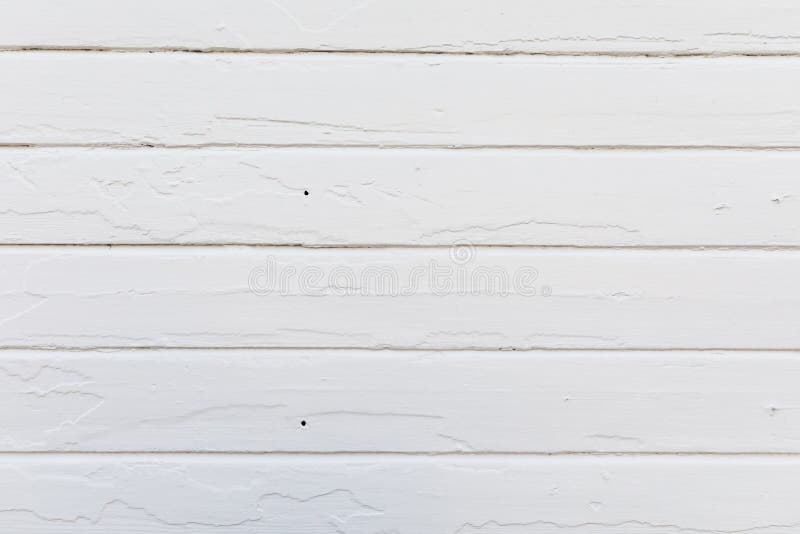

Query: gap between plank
left=4, top=46, right=800, bottom=58
left=4, top=143, right=800, bottom=151
left=6, top=346, right=800, bottom=353
left=4, top=451, right=800, bottom=458
left=2, top=244, right=800, bottom=251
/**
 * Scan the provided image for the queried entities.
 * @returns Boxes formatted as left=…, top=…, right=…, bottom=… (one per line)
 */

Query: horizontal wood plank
left=4, top=148, right=800, bottom=246
left=3, top=0, right=800, bottom=55
left=3, top=53, right=800, bottom=147
left=4, top=349, right=800, bottom=452
left=2, top=455, right=800, bottom=532
left=3, top=247, right=800, bottom=349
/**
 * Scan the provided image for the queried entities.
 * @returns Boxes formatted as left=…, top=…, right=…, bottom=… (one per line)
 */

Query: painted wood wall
left=3, top=1, right=800, bottom=532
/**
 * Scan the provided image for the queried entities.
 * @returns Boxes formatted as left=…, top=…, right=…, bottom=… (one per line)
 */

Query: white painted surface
left=4, top=53, right=800, bottom=147
left=3, top=1, right=799, bottom=530
left=3, top=148, right=800, bottom=246
left=2, top=349, right=800, bottom=453
left=3, top=455, right=800, bottom=533
left=4, top=0, right=800, bottom=55
left=2, top=247, right=800, bottom=349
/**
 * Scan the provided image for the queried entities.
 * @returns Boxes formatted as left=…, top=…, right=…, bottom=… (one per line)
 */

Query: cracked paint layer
left=1, top=456, right=799, bottom=533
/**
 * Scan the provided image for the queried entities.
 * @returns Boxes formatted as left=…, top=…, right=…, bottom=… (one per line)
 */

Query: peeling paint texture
left=1, top=1, right=798, bottom=532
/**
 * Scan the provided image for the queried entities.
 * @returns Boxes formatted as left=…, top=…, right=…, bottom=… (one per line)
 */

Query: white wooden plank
left=3, top=349, right=800, bottom=453
left=2, top=454, right=800, bottom=533
left=2, top=247, right=800, bottom=349
left=4, top=148, right=800, bottom=246
left=3, top=0, right=800, bottom=55
left=3, top=53, right=800, bottom=147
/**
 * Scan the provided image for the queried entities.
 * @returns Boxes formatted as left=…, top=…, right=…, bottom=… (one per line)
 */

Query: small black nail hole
left=300, top=420, right=307, bottom=427
left=304, top=190, right=309, bottom=196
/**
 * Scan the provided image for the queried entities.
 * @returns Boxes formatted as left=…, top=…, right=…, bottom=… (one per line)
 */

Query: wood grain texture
left=3, top=247, right=800, bottom=349
left=4, top=148, right=800, bottom=246
left=4, top=349, right=800, bottom=453
left=3, top=455, right=800, bottom=533
left=3, top=0, right=800, bottom=55
left=3, top=53, right=800, bottom=147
